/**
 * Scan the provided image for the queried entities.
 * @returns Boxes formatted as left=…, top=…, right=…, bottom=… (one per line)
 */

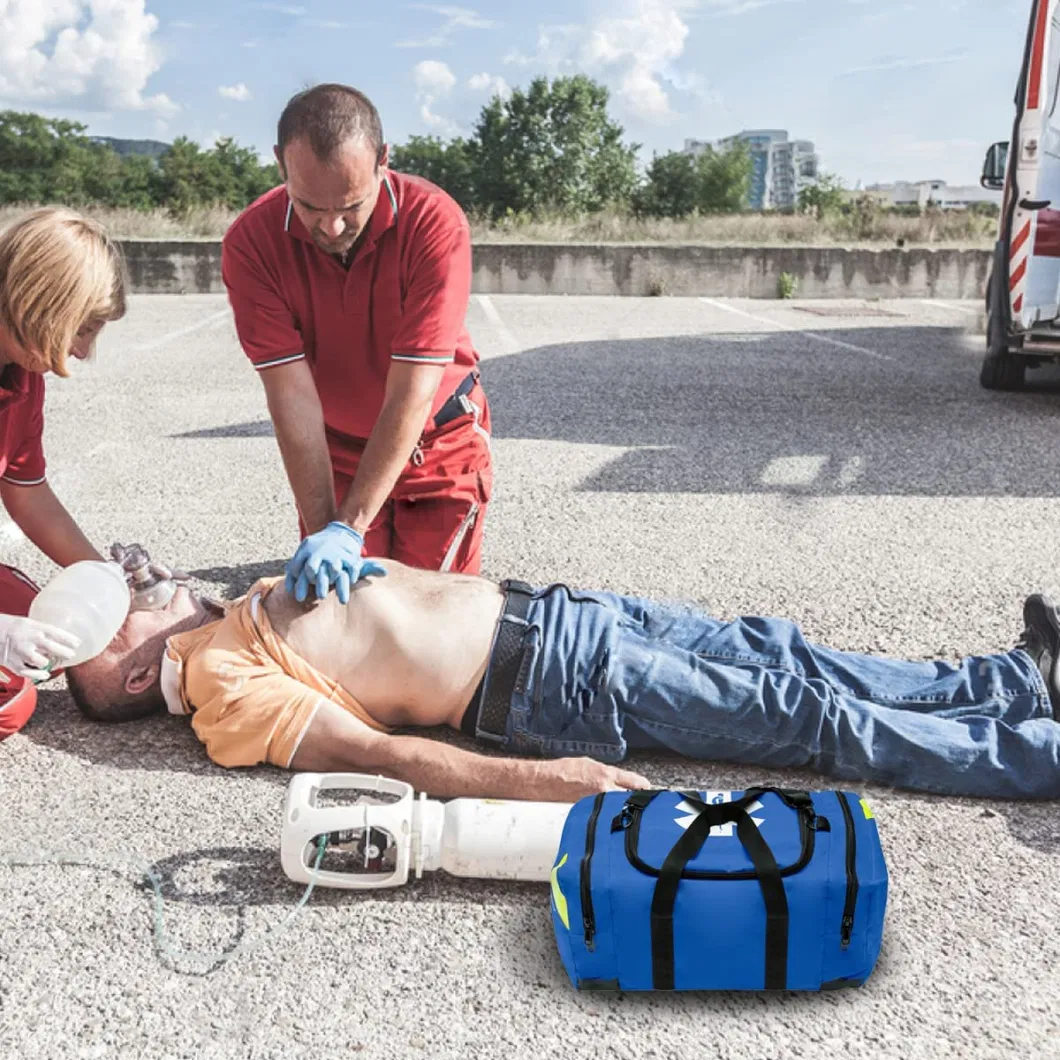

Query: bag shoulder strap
left=649, top=797, right=791, bottom=991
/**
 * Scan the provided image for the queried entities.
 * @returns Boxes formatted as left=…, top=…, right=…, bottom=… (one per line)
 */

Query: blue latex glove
left=285, top=522, right=387, bottom=604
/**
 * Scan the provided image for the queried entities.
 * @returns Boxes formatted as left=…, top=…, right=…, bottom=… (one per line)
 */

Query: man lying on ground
left=64, top=559, right=1060, bottom=800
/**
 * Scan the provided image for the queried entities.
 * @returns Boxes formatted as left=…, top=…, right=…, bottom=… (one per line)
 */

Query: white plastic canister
left=29, top=560, right=131, bottom=667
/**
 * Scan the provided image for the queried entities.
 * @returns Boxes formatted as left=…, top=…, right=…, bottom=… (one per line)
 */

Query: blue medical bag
left=549, top=787, right=887, bottom=991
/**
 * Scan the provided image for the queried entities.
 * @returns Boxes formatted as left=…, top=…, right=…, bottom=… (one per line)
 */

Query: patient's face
left=119, top=585, right=206, bottom=651
left=72, top=586, right=211, bottom=699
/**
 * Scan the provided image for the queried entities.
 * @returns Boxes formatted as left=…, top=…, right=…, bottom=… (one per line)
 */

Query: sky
left=0, top=0, right=1041, bottom=188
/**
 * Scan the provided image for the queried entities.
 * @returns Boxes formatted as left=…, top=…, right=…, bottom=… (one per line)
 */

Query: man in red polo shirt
left=222, top=84, right=492, bottom=603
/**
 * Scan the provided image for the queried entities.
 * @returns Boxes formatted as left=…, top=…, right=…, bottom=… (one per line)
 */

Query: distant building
left=683, top=130, right=818, bottom=210
left=860, top=179, right=1001, bottom=210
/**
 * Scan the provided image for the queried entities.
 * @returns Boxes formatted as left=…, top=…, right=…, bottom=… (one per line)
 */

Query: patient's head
left=66, top=586, right=212, bottom=723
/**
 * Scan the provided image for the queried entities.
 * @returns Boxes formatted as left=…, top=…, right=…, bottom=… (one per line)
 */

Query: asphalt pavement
left=0, top=292, right=1057, bottom=1060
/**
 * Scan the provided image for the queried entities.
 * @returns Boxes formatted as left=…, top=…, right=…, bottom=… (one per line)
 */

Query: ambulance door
left=1008, top=0, right=1060, bottom=329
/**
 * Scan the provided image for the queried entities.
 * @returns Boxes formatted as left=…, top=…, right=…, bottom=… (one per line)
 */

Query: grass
left=0, top=202, right=998, bottom=247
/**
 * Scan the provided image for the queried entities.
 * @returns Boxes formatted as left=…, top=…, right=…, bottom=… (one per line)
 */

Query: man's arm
left=290, top=699, right=652, bottom=800
left=0, top=481, right=103, bottom=566
left=258, top=360, right=337, bottom=535
left=335, top=211, right=472, bottom=535
left=336, top=361, right=444, bottom=535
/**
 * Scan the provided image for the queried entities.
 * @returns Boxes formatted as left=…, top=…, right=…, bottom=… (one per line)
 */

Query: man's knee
left=0, top=677, right=37, bottom=741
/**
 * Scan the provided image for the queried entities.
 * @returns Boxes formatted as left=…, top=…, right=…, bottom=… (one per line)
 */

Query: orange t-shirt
left=162, top=577, right=391, bottom=768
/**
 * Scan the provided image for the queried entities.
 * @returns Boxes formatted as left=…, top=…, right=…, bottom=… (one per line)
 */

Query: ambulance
left=980, top=0, right=1060, bottom=388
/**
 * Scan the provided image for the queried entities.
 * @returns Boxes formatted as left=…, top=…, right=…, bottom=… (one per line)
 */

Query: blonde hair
left=0, top=207, right=127, bottom=377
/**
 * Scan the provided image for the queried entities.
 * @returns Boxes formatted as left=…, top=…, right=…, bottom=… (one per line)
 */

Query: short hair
left=277, top=84, right=385, bottom=165
left=66, top=665, right=165, bottom=724
left=0, top=207, right=126, bottom=377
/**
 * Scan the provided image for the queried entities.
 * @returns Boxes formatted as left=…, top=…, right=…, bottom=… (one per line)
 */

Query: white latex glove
left=0, top=613, right=81, bottom=682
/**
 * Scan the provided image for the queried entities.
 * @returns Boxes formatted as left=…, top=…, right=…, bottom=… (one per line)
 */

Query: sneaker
left=1016, top=594, right=1060, bottom=719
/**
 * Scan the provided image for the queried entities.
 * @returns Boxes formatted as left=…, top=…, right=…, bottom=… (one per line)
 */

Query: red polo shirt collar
left=283, top=174, right=399, bottom=265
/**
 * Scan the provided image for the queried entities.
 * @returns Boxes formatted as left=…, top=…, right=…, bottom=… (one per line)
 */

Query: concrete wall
left=120, top=239, right=992, bottom=300
left=121, top=240, right=226, bottom=296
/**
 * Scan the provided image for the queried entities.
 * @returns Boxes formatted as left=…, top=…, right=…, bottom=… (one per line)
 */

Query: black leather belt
left=433, top=371, right=480, bottom=431
left=460, top=579, right=535, bottom=744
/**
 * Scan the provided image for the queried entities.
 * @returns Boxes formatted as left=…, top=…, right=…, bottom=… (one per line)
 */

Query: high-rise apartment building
left=683, top=130, right=818, bottom=209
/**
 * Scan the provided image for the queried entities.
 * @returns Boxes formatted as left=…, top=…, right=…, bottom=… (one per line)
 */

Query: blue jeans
left=499, top=584, right=1060, bottom=799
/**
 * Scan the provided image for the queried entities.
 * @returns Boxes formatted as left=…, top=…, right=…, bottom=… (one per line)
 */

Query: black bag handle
left=647, top=790, right=792, bottom=990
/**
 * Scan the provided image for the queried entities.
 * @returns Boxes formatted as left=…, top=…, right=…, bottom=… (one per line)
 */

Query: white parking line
left=698, top=297, right=892, bottom=361
left=476, top=295, right=520, bottom=355
left=920, top=299, right=979, bottom=315
left=137, top=308, right=230, bottom=353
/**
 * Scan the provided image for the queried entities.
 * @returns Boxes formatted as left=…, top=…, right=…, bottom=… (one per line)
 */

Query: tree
left=0, top=110, right=280, bottom=214
left=634, top=144, right=752, bottom=218
left=469, top=75, right=639, bottom=219
left=390, top=135, right=475, bottom=210
left=798, top=173, right=846, bottom=220
left=154, top=136, right=280, bottom=214
left=0, top=111, right=97, bottom=204
left=633, top=151, right=698, bottom=218
left=696, top=142, right=752, bottom=213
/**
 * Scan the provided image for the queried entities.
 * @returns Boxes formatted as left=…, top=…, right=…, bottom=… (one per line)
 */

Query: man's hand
left=544, top=757, right=653, bottom=801
left=0, top=614, right=80, bottom=682
left=285, top=522, right=387, bottom=604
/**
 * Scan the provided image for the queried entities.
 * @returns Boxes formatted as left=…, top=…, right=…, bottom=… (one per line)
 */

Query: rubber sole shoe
left=1017, top=594, right=1060, bottom=720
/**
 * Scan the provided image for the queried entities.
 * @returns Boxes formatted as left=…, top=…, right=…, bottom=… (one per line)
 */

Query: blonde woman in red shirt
left=0, top=207, right=126, bottom=739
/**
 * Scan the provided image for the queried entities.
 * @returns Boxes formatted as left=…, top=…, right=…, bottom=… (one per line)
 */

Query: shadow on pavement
left=482, top=325, right=1060, bottom=497
left=168, top=324, right=1060, bottom=497
left=187, top=558, right=287, bottom=598
left=995, top=803, right=1060, bottom=854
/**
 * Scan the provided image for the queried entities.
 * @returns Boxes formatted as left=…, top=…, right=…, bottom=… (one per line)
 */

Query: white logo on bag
left=673, top=790, right=764, bottom=837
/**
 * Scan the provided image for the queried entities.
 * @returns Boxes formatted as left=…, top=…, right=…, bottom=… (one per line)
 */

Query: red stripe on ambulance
left=1010, top=258, right=1028, bottom=290
left=1027, top=0, right=1050, bottom=109
left=1011, top=220, right=1032, bottom=257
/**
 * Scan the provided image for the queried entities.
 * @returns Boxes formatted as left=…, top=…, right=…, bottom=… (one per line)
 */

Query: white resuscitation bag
left=281, top=773, right=573, bottom=890
left=29, top=560, right=131, bottom=667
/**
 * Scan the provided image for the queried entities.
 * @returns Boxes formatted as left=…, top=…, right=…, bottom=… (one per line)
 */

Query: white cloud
left=413, top=59, right=460, bottom=133
left=397, top=4, right=495, bottom=47
left=504, top=1, right=711, bottom=124
left=0, top=0, right=178, bottom=116
left=467, top=72, right=510, bottom=98
left=699, top=0, right=803, bottom=13
left=419, top=4, right=494, bottom=28
left=841, top=52, right=968, bottom=76
left=414, top=59, right=457, bottom=94
left=218, top=82, right=252, bottom=102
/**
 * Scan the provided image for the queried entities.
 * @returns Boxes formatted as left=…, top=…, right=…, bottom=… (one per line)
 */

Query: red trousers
left=307, top=377, right=493, bottom=574
left=0, top=563, right=40, bottom=740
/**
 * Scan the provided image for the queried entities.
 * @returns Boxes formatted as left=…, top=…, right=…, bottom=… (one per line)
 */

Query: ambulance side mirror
left=981, top=141, right=1008, bottom=191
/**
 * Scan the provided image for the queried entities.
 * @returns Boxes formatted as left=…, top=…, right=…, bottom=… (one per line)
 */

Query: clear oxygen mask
left=109, top=543, right=189, bottom=612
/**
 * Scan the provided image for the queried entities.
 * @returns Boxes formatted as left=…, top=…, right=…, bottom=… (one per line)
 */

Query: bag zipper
left=836, top=792, right=859, bottom=948
left=619, top=796, right=816, bottom=880
left=580, top=793, right=605, bottom=951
